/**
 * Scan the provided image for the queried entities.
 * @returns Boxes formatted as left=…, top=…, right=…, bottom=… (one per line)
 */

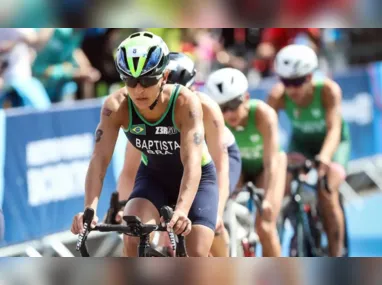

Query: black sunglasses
left=280, top=76, right=307, bottom=87
left=122, top=74, right=163, bottom=88
left=220, top=96, right=244, bottom=113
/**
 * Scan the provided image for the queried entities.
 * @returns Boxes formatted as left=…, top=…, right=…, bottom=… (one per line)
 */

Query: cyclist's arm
left=116, top=139, right=141, bottom=201
left=85, top=94, right=126, bottom=213
left=257, top=102, right=280, bottom=200
left=199, top=92, right=229, bottom=218
left=267, top=82, right=286, bottom=112
left=175, top=88, right=205, bottom=215
left=319, top=79, right=342, bottom=163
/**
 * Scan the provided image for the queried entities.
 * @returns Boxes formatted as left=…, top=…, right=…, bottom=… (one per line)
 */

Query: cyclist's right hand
left=71, top=211, right=99, bottom=235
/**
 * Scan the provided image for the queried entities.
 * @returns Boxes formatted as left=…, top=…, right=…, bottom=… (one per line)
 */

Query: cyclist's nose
left=135, top=83, right=145, bottom=93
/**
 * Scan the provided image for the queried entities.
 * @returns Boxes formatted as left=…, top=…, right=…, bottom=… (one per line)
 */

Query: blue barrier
left=1, top=100, right=117, bottom=246
left=0, top=63, right=381, bottom=247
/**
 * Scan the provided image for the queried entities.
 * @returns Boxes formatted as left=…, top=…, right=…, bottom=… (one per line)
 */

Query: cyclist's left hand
left=166, top=209, right=192, bottom=236
left=315, top=155, right=330, bottom=178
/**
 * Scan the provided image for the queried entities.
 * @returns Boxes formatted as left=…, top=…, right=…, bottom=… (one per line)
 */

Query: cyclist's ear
left=162, top=69, right=170, bottom=83
left=244, top=91, right=251, bottom=102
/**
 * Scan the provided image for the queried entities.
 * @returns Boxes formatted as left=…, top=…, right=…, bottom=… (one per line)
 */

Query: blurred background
left=1, top=0, right=382, bottom=27
left=0, top=28, right=382, bottom=260
left=0, top=258, right=382, bottom=285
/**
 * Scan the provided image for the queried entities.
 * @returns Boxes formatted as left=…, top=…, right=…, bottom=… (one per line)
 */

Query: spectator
left=81, top=28, right=123, bottom=97
left=254, top=28, right=321, bottom=77
left=32, top=28, right=101, bottom=103
left=0, top=28, right=52, bottom=109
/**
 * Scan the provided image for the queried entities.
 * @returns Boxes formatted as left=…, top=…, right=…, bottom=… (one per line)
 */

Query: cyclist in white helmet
left=268, top=44, right=350, bottom=256
left=115, top=52, right=242, bottom=257
left=206, top=68, right=287, bottom=257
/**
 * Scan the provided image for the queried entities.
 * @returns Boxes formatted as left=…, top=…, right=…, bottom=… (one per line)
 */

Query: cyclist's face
left=126, top=71, right=168, bottom=109
left=222, top=93, right=250, bottom=128
left=283, top=74, right=313, bottom=103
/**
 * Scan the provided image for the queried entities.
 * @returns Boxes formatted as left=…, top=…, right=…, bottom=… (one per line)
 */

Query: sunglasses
left=122, top=74, right=163, bottom=88
left=280, top=76, right=307, bottom=87
left=220, top=96, right=244, bottom=113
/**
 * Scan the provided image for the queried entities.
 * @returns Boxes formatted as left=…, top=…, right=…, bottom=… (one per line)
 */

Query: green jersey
left=285, top=79, right=351, bottom=167
left=227, top=99, right=264, bottom=174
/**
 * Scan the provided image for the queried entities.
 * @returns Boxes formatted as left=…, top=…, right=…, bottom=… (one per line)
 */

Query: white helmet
left=205, top=68, right=248, bottom=105
left=274, top=44, right=318, bottom=79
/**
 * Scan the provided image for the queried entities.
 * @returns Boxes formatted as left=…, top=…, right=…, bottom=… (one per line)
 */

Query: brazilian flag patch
left=130, top=124, right=146, bottom=135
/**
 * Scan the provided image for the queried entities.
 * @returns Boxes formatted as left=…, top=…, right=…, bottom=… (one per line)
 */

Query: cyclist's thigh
left=186, top=224, right=215, bottom=257
left=331, top=140, right=351, bottom=176
left=189, top=162, right=219, bottom=232
left=227, top=142, right=242, bottom=195
left=124, top=164, right=167, bottom=224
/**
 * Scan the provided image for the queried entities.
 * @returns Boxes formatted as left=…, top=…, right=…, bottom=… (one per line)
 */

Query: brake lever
left=160, top=206, right=176, bottom=256
left=76, top=208, right=94, bottom=252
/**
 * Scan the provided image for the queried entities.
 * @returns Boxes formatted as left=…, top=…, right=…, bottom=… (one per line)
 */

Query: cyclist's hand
left=315, top=155, right=330, bottom=178
left=215, top=216, right=225, bottom=234
left=71, top=212, right=98, bottom=235
left=166, top=210, right=192, bottom=236
left=260, top=199, right=274, bottom=222
left=114, top=210, right=124, bottom=224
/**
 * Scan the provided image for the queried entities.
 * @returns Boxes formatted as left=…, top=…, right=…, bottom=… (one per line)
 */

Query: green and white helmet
left=115, top=31, right=170, bottom=78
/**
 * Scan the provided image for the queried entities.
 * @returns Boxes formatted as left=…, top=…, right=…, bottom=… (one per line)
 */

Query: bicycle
left=278, top=158, right=349, bottom=257
left=76, top=205, right=188, bottom=257
left=224, top=182, right=264, bottom=257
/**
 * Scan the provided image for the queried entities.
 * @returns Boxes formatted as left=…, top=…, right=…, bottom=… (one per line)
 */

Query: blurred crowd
left=1, top=28, right=382, bottom=110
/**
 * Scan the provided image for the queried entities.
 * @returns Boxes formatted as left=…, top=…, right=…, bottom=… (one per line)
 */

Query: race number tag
left=127, top=46, right=147, bottom=58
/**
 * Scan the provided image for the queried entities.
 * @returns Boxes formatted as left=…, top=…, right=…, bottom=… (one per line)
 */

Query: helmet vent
left=143, top=32, right=153, bottom=38
left=293, top=60, right=301, bottom=71
left=231, top=75, right=234, bottom=84
left=133, top=57, right=140, bottom=71
left=130, top=33, right=140, bottom=38
left=217, top=83, right=223, bottom=94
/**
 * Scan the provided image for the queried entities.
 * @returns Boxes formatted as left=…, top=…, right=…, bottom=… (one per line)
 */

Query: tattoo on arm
left=102, top=108, right=112, bottom=117
left=193, top=132, right=203, bottom=145
left=95, top=129, right=104, bottom=143
left=213, top=120, right=219, bottom=128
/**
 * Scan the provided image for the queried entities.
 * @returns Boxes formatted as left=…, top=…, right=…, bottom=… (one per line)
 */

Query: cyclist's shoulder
left=171, top=84, right=201, bottom=111
left=321, top=78, right=342, bottom=103
left=195, top=91, right=221, bottom=113
left=268, top=82, right=285, bottom=99
left=255, top=100, right=278, bottom=125
left=103, top=88, right=129, bottom=115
